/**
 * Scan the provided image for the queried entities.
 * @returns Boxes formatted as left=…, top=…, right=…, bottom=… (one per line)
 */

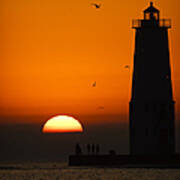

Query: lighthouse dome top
left=143, top=2, right=160, bottom=21
left=144, top=2, right=159, bottom=13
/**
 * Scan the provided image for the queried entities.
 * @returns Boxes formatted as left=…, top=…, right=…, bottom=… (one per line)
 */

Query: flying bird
left=92, top=81, right=96, bottom=87
left=91, top=3, right=101, bottom=9
left=98, top=106, right=104, bottom=110
left=124, top=65, right=130, bottom=69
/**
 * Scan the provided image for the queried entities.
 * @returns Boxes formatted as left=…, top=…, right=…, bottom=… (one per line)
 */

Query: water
left=0, top=162, right=180, bottom=180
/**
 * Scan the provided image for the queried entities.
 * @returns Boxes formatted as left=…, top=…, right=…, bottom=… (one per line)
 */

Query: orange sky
left=0, top=0, right=180, bottom=123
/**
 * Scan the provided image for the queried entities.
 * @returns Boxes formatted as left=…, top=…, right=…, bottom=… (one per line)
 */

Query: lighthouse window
left=144, top=12, right=158, bottom=20
left=145, top=13, right=150, bottom=20
left=152, top=13, right=158, bottom=20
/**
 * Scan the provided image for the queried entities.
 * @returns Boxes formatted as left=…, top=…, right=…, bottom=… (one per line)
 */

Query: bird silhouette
left=91, top=3, right=101, bottom=9
left=124, top=65, right=130, bottom=69
left=92, top=81, right=96, bottom=87
left=98, top=106, right=104, bottom=110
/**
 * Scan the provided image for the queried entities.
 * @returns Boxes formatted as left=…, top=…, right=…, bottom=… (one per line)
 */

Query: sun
left=42, top=115, right=83, bottom=133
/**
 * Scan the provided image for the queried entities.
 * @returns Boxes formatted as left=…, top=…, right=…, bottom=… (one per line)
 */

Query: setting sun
left=42, top=115, right=83, bottom=133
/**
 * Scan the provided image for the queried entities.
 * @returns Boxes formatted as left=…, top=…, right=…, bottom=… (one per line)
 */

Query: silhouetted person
left=96, top=144, right=100, bottom=155
left=87, top=144, right=90, bottom=155
left=75, top=143, right=82, bottom=155
left=92, top=144, right=95, bottom=154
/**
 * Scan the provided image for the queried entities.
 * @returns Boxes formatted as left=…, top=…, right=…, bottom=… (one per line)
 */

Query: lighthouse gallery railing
left=132, top=19, right=171, bottom=29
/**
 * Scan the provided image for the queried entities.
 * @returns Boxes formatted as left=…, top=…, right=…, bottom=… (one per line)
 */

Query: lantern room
left=132, top=2, right=171, bottom=29
left=144, top=2, right=160, bottom=20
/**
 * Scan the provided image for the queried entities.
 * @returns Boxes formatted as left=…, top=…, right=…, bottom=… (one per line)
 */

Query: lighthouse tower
left=129, top=2, right=175, bottom=155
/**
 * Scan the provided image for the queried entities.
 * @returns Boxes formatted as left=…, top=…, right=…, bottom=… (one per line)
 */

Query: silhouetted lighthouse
left=130, top=2, right=175, bottom=155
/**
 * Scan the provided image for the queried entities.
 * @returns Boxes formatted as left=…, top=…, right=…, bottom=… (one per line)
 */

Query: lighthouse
left=129, top=2, right=175, bottom=155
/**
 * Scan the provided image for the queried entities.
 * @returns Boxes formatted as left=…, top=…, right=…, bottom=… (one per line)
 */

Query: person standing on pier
left=75, top=143, right=82, bottom=155
left=87, top=144, right=90, bottom=155
left=96, top=144, right=100, bottom=155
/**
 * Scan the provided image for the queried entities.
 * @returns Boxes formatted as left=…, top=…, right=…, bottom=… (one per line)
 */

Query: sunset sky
left=0, top=0, right=180, bottom=124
